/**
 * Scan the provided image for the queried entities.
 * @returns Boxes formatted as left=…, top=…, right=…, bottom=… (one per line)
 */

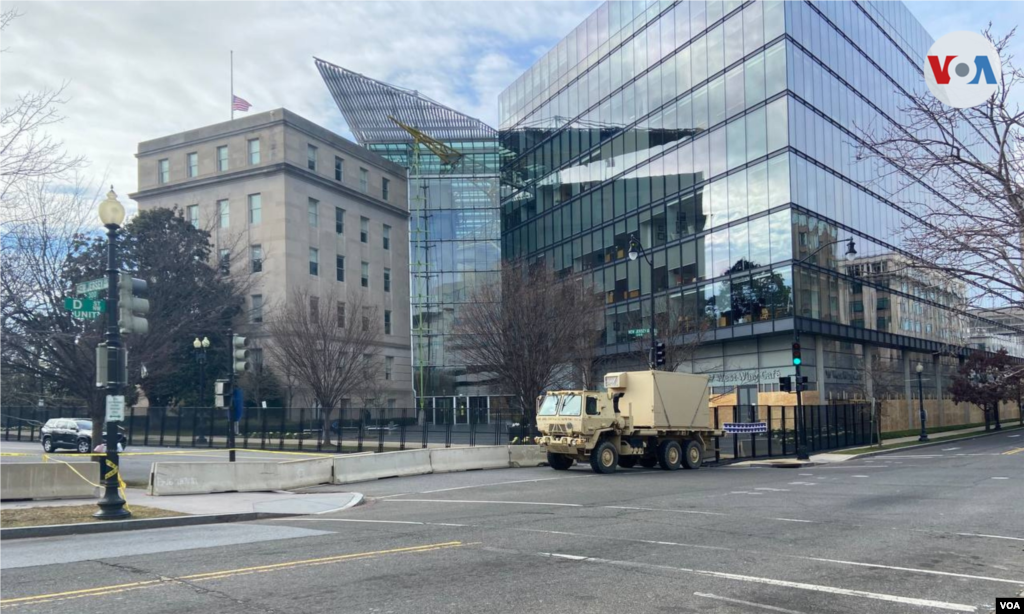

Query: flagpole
left=230, top=50, right=234, bottom=121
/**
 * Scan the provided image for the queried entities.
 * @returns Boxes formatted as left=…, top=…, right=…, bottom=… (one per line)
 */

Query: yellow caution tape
left=104, top=459, right=118, bottom=480
left=40, top=453, right=132, bottom=514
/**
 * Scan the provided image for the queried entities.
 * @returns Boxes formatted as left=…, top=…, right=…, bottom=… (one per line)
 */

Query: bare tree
left=265, top=288, right=381, bottom=445
left=1, top=179, right=106, bottom=422
left=1, top=11, right=86, bottom=213
left=857, top=27, right=1023, bottom=309
left=453, top=261, right=604, bottom=423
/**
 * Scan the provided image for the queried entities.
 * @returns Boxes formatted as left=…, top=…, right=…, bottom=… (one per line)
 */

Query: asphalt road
left=2, top=432, right=1023, bottom=613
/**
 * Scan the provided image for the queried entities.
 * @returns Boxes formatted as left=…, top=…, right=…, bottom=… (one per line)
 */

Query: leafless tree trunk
left=857, top=27, right=1023, bottom=309
left=452, top=261, right=604, bottom=424
left=265, top=288, right=381, bottom=445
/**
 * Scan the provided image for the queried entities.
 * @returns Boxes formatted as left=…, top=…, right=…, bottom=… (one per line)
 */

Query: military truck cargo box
left=604, top=370, right=711, bottom=431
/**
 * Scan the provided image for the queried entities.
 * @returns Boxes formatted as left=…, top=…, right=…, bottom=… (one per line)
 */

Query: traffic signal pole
left=793, top=334, right=809, bottom=461
left=227, top=328, right=236, bottom=462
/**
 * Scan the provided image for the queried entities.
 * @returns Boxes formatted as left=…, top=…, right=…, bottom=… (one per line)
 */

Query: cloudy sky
left=2, top=0, right=1020, bottom=210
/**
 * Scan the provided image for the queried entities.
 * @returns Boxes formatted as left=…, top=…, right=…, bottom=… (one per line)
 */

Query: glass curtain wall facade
left=499, top=1, right=1022, bottom=405
left=318, top=60, right=507, bottom=420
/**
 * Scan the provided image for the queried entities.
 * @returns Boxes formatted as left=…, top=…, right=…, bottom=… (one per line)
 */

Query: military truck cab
left=536, top=370, right=719, bottom=474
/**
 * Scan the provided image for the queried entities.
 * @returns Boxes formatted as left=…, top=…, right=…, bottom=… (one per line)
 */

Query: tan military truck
left=535, top=370, right=717, bottom=474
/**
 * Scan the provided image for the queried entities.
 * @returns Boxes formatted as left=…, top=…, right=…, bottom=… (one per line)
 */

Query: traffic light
left=232, top=334, right=251, bottom=374
left=779, top=376, right=792, bottom=392
left=791, top=342, right=802, bottom=366
left=118, top=273, right=149, bottom=335
left=795, top=375, right=809, bottom=391
left=654, top=341, right=666, bottom=367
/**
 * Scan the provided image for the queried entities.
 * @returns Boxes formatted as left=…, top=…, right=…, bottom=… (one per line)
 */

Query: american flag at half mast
left=232, top=95, right=252, bottom=112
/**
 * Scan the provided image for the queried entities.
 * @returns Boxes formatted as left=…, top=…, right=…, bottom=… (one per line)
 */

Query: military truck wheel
left=547, top=452, right=574, bottom=471
left=590, top=441, right=618, bottom=474
left=657, top=440, right=682, bottom=470
left=618, top=456, right=638, bottom=468
left=682, top=440, right=703, bottom=470
left=639, top=456, right=658, bottom=468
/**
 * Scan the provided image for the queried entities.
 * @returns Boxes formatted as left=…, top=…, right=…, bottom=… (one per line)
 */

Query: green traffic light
left=793, top=357, right=802, bottom=366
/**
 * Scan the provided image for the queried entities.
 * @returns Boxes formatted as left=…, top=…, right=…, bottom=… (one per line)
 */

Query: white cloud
left=1, top=0, right=600, bottom=209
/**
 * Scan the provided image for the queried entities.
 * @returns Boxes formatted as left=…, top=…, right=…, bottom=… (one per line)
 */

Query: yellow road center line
left=1, top=541, right=463, bottom=606
left=1002, top=447, right=1024, bottom=455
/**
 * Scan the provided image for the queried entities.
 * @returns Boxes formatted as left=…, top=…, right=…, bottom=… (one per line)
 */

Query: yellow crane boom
left=387, top=115, right=463, bottom=171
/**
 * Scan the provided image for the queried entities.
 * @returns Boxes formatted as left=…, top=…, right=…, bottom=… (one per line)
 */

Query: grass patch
left=1, top=504, right=187, bottom=528
left=832, top=423, right=1023, bottom=455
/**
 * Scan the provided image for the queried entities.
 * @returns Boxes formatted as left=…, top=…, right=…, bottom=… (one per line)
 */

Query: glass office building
left=318, top=59, right=506, bottom=423
left=499, top=1, right=1022, bottom=411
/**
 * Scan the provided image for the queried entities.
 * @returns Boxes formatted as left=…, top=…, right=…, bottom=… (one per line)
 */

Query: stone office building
left=131, top=108, right=414, bottom=413
left=498, top=0, right=1022, bottom=428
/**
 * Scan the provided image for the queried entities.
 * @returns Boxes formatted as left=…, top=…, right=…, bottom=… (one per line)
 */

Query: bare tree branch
left=856, top=27, right=1024, bottom=310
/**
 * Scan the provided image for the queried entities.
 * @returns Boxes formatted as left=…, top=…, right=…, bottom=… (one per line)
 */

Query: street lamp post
left=627, top=234, right=656, bottom=370
left=95, top=188, right=130, bottom=520
left=193, top=337, right=210, bottom=443
left=916, top=362, right=928, bottom=442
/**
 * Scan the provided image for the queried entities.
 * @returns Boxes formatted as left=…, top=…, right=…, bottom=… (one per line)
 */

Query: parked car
left=40, top=419, right=127, bottom=454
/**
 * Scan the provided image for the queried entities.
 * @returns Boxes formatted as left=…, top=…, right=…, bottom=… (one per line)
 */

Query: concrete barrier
left=334, top=449, right=431, bottom=485
left=430, top=446, right=509, bottom=473
left=508, top=445, right=548, bottom=468
left=149, top=458, right=333, bottom=496
left=1, top=462, right=97, bottom=501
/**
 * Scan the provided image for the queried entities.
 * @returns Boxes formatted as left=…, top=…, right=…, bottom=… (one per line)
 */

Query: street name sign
left=105, top=395, right=125, bottom=422
left=76, top=278, right=108, bottom=296
left=63, top=297, right=105, bottom=320
left=722, top=422, right=768, bottom=434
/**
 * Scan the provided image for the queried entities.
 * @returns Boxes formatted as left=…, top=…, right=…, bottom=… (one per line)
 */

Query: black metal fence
left=3, top=403, right=874, bottom=460
left=711, top=404, right=876, bottom=462
left=1, top=406, right=542, bottom=454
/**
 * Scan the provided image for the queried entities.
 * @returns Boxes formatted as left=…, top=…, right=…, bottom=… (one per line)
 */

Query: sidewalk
left=737, top=422, right=1021, bottom=467
left=872, top=423, right=1017, bottom=447
left=1, top=488, right=363, bottom=516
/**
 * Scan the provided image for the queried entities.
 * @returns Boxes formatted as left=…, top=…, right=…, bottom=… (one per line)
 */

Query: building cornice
left=130, top=161, right=409, bottom=219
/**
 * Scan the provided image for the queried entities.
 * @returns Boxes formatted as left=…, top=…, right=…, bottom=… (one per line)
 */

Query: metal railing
left=2, top=404, right=875, bottom=460
left=1, top=406, right=541, bottom=454
left=710, top=404, right=876, bottom=462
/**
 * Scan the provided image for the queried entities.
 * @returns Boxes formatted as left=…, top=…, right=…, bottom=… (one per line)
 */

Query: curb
left=0, top=511, right=298, bottom=541
left=836, top=426, right=1022, bottom=460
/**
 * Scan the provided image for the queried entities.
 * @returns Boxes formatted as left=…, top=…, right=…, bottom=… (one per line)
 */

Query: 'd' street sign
left=76, top=278, right=108, bottom=296
left=64, top=297, right=105, bottom=312
left=64, top=297, right=105, bottom=319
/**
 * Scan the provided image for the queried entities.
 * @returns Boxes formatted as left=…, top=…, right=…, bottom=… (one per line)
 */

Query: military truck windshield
left=538, top=395, right=559, bottom=416
left=560, top=395, right=582, bottom=416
